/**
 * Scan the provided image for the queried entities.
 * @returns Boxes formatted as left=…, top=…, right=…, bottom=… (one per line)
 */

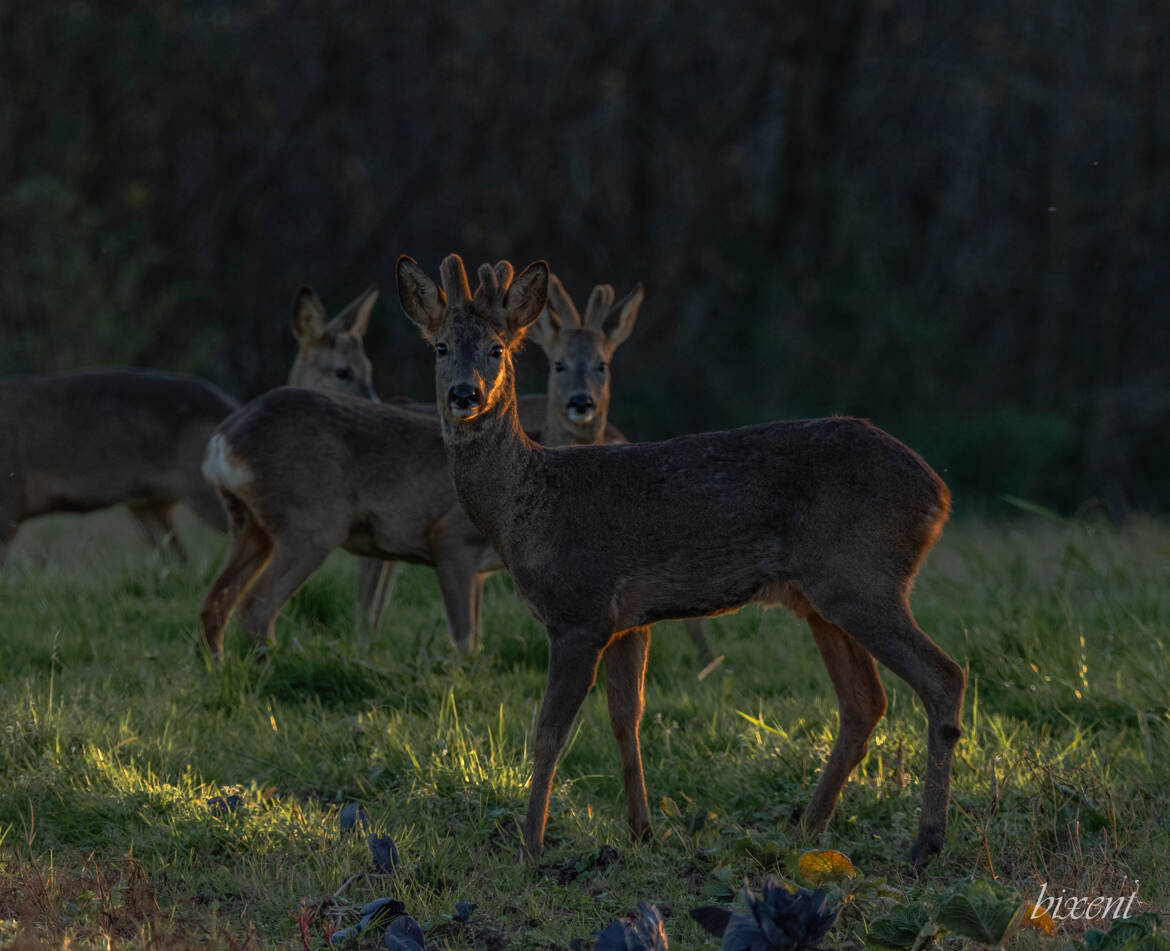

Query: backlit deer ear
left=502, top=261, right=549, bottom=340
left=327, top=285, right=379, bottom=339
left=527, top=274, right=578, bottom=354
left=397, top=256, right=447, bottom=340
left=597, top=283, right=644, bottom=348
left=292, top=287, right=330, bottom=344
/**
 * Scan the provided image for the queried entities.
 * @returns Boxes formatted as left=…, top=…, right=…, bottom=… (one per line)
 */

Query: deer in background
left=396, top=253, right=964, bottom=868
left=528, top=275, right=718, bottom=669
left=0, top=285, right=379, bottom=565
left=199, top=268, right=666, bottom=660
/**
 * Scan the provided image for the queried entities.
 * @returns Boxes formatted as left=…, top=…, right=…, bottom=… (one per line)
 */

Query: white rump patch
left=202, top=433, right=253, bottom=492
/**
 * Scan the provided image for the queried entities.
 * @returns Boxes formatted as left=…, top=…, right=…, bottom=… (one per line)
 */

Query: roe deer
left=528, top=275, right=718, bottom=669
left=197, top=268, right=643, bottom=657
left=285, top=283, right=399, bottom=634
left=396, top=253, right=964, bottom=868
left=0, top=285, right=379, bottom=565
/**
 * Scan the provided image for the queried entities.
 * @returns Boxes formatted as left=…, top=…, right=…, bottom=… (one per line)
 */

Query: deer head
left=397, top=254, right=548, bottom=428
left=288, top=285, right=378, bottom=399
left=527, top=274, right=643, bottom=441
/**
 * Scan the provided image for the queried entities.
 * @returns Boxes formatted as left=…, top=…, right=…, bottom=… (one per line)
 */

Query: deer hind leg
left=128, top=499, right=187, bottom=561
left=235, top=537, right=332, bottom=651
left=603, top=625, right=652, bottom=843
left=200, top=497, right=273, bottom=657
left=355, top=558, right=398, bottom=641
left=801, top=612, right=888, bottom=836
left=523, top=625, right=610, bottom=860
left=818, top=593, right=965, bottom=868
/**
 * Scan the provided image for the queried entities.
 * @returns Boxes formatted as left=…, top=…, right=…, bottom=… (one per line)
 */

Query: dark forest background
left=1, top=1, right=1167, bottom=514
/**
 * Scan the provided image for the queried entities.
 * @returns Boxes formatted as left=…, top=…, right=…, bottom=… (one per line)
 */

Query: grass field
left=1, top=509, right=1167, bottom=949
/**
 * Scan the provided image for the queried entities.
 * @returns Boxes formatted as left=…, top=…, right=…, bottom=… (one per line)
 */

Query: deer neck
left=443, top=385, right=543, bottom=552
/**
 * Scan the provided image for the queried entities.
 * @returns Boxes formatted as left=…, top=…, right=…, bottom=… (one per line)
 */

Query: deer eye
left=334, top=367, right=352, bottom=380
left=435, top=343, right=448, bottom=356
left=490, top=344, right=503, bottom=358
left=553, top=361, right=566, bottom=373
left=597, top=362, right=608, bottom=374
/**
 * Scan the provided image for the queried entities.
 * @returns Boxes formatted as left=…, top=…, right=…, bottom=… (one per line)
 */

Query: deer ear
left=526, top=305, right=562, bottom=355
left=292, top=287, right=329, bottom=343
left=599, top=283, right=644, bottom=348
left=328, top=285, right=378, bottom=339
left=397, top=256, right=446, bottom=339
left=502, top=260, right=549, bottom=339
left=547, top=273, right=582, bottom=328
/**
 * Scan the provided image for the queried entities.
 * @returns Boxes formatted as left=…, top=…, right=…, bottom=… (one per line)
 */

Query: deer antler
left=440, top=254, right=472, bottom=303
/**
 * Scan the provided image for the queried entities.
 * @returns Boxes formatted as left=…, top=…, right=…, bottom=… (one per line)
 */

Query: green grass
left=1, top=510, right=1167, bottom=949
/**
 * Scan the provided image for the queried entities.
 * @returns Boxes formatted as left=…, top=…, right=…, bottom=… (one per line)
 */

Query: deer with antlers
left=199, top=269, right=693, bottom=660
left=396, top=253, right=964, bottom=867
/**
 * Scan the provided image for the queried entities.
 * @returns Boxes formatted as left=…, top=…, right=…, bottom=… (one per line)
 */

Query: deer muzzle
left=565, top=393, right=596, bottom=423
left=448, top=383, right=483, bottom=418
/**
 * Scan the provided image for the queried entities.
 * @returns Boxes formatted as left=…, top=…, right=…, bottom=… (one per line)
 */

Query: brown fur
left=198, top=273, right=643, bottom=658
left=528, top=275, right=716, bottom=665
left=0, top=286, right=380, bottom=565
left=397, top=253, right=964, bottom=868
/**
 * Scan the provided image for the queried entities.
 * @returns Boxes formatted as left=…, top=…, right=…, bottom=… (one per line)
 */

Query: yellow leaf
left=1022, top=904, right=1057, bottom=935
left=797, top=849, right=856, bottom=885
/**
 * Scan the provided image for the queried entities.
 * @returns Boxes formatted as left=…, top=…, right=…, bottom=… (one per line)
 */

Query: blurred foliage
left=1, top=0, right=1167, bottom=512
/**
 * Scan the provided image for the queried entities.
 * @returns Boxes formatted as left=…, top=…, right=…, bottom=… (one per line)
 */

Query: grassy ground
left=0, top=509, right=1167, bottom=949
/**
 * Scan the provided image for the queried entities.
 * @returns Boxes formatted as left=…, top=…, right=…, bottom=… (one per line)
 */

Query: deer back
left=1, top=369, right=239, bottom=520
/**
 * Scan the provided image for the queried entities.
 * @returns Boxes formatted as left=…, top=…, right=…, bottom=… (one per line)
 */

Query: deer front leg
left=603, top=626, right=651, bottom=843
left=434, top=545, right=483, bottom=653
left=355, top=558, right=398, bottom=641
left=522, top=627, right=608, bottom=860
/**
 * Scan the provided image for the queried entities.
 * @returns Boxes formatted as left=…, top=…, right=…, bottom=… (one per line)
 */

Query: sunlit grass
left=1, top=510, right=1167, bottom=948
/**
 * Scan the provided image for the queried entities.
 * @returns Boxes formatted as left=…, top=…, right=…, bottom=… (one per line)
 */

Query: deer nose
left=448, top=383, right=482, bottom=409
left=566, top=394, right=595, bottom=413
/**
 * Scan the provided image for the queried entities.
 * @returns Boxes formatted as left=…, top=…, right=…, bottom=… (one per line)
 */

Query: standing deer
left=0, top=285, right=379, bottom=565
left=528, top=275, right=718, bottom=668
left=396, top=253, right=964, bottom=868
left=197, top=269, right=651, bottom=658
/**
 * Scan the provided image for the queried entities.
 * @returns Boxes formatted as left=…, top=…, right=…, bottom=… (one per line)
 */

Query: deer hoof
left=910, top=825, right=943, bottom=869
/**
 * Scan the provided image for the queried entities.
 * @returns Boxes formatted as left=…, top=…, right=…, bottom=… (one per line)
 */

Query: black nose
left=448, top=383, right=482, bottom=409
left=566, top=394, right=595, bottom=412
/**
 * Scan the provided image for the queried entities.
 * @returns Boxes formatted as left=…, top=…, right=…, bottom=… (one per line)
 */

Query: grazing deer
left=0, top=285, right=379, bottom=565
left=197, top=270, right=647, bottom=658
left=528, top=275, right=717, bottom=668
left=396, top=253, right=964, bottom=868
